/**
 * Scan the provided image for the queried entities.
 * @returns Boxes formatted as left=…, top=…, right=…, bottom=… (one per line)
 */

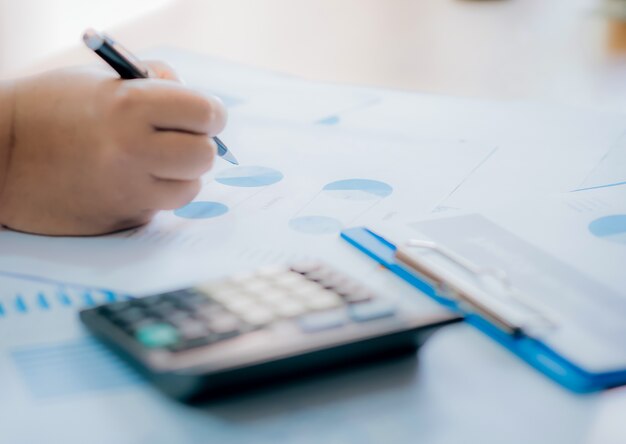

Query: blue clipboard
left=341, top=226, right=626, bottom=393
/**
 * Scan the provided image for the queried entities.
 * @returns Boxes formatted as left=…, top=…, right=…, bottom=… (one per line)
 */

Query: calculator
left=80, top=261, right=458, bottom=401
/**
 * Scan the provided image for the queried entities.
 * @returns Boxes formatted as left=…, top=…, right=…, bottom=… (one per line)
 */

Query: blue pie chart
left=589, top=215, right=626, bottom=244
left=317, top=115, right=340, bottom=125
left=216, top=166, right=284, bottom=188
left=174, top=201, right=229, bottom=219
left=322, top=179, right=393, bottom=201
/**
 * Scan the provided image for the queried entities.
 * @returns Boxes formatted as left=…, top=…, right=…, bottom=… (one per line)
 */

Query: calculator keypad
left=96, top=262, right=397, bottom=352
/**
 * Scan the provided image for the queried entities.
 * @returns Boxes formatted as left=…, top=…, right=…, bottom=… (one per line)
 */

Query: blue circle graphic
left=174, top=201, right=229, bottom=219
left=323, top=179, right=393, bottom=200
left=289, top=216, right=343, bottom=235
left=317, top=115, right=341, bottom=125
left=588, top=214, right=626, bottom=244
left=216, top=166, right=284, bottom=187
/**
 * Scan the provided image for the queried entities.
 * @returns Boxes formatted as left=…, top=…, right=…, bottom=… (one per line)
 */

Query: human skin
left=0, top=61, right=226, bottom=236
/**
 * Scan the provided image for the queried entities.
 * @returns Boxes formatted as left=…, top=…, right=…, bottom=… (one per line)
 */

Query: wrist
left=0, top=79, right=16, bottom=209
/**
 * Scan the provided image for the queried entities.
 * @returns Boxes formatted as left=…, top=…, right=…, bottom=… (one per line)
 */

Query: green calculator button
left=135, top=323, right=179, bottom=348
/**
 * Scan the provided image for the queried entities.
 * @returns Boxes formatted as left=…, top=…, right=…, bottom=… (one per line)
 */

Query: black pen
left=82, top=28, right=238, bottom=165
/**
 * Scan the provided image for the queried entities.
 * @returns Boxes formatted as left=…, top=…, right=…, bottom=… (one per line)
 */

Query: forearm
left=0, top=79, right=16, bottom=206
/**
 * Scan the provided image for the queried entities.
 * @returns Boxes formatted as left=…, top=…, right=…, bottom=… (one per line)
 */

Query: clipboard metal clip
left=396, top=239, right=557, bottom=337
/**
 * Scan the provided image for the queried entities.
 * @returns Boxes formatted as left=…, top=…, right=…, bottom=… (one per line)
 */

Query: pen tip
left=221, top=150, right=239, bottom=165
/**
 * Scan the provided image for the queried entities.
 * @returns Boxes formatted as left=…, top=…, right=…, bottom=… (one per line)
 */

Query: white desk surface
left=2, top=0, right=624, bottom=442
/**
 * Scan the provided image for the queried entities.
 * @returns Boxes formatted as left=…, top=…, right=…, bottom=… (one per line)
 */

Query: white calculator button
left=258, top=290, right=290, bottom=304
left=302, top=290, right=343, bottom=311
left=206, top=285, right=240, bottom=303
left=241, top=307, right=275, bottom=326
left=242, top=279, right=274, bottom=295
left=290, top=281, right=323, bottom=296
left=272, top=272, right=307, bottom=287
left=224, top=295, right=257, bottom=313
left=178, top=321, right=208, bottom=340
left=273, top=300, right=307, bottom=318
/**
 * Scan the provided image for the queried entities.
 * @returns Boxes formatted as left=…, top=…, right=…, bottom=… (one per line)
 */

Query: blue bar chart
left=0, top=271, right=129, bottom=318
left=0, top=271, right=142, bottom=398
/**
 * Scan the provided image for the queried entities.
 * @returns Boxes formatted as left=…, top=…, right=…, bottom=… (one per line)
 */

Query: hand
left=0, top=61, right=226, bottom=236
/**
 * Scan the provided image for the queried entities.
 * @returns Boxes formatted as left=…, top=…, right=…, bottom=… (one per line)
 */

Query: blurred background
left=2, top=0, right=626, bottom=110
left=0, top=0, right=170, bottom=75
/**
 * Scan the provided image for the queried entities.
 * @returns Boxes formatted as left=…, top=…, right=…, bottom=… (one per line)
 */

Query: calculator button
left=272, top=272, right=307, bottom=288
left=209, top=314, right=242, bottom=337
left=298, top=310, right=346, bottom=333
left=209, top=287, right=240, bottom=303
left=332, top=283, right=359, bottom=296
left=111, top=307, right=146, bottom=325
left=195, top=304, right=226, bottom=322
left=273, top=300, right=307, bottom=318
left=165, top=313, right=195, bottom=329
left=240, top=307, right=275, bottom=326
left=241, top=278, right=274, bottom=294
left=135, top=323, right=180, bottom=349
left=174, top=292, right=211, bottom=309
left=148, top=302, right=179, bottom=319
left=317, top=273, right=350, bottom=290
left=223, top=295, right=257, bottom=313
left=168, top=288, right=204, bottom=301
left=178, top=320, right=209, bottom=340
left=291, top=280, right=324, bottom=295
left=302, top=290, right=343, bottom=311
left=257, top=289, right=290, bottom=304
left=349, top=300, right=396, bottom=322
left=164, top=308, right=192, bottom=320
left=343, top=289, right=374, bottom=304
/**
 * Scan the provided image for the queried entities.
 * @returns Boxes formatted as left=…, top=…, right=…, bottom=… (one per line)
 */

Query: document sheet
left=1, top=48, right=623, bottom=444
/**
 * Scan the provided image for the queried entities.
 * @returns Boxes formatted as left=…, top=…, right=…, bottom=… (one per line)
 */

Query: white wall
left=0, top=0, right=171, bottom=77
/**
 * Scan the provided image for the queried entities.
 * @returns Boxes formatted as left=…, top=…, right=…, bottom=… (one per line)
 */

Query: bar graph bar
left=0, top=270, right=130, bottom=318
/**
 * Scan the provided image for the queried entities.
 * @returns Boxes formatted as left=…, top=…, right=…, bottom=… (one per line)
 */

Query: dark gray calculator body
left=80, top=262, right=458, bottom=401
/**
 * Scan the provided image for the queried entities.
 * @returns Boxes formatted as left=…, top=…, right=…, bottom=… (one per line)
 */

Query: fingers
left=106, top=64, right=225, bottom=216
left=143, top=60, right=180, bottom=82
left=145, top=178, right=202, bottom=211
left=142, top=132, right=217, bottom=181
left=118, top=79, right=227, bottom=136
left=108, top=209, right=157, bottom=234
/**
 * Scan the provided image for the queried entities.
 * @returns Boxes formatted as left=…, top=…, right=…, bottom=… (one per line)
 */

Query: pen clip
left=396, top=239, right=556, bottom=337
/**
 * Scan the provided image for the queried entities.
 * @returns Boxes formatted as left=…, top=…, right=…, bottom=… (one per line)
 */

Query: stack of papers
left=1, top=48, right=625, bottom=443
